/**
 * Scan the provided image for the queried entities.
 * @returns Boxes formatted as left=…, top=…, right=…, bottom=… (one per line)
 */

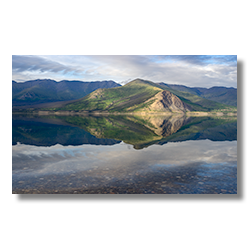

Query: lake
left=12, top=114, right=237, bottom=194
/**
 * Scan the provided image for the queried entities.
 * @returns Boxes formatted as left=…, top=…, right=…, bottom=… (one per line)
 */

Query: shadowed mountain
left=12, top=79, right=121, bottom=106
left=158, top=82, right=237, bottom=107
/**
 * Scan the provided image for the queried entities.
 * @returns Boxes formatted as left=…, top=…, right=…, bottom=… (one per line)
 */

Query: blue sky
left=12, top=55, right=237, bottom=88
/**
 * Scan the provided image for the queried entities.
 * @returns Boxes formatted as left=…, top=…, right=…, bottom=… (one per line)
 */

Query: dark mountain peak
left=97, top=80, right=121, bottom=87
left=29, top=79, right=56, bottom=82
left=158, top=82, right=170, bottom=86
left=14, top=79, right=58, bottom=85
left=58, top=79, right=118, bottom=84
left=208, top=86, right=236, bottom=90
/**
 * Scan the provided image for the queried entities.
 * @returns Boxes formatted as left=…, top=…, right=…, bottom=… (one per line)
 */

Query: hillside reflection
left=12, top=114, right=237, bottom=149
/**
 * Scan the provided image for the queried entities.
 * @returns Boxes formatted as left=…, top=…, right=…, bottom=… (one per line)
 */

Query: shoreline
left=12, top=110, right=237, bottom=117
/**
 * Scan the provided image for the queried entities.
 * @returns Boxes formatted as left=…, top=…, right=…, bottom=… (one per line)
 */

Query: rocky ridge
left=142, top=90, right=191, bottom=113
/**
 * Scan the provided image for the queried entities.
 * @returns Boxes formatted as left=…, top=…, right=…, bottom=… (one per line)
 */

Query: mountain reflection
left=12, top=114, right=237, bottom=149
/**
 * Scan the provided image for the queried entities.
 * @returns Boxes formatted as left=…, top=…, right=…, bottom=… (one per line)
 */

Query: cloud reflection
left=13, top=140, right=237, bottom=176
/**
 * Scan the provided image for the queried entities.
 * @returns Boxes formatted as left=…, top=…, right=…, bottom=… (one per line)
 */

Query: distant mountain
left=12, top=79, right=121, bottom=106
left=158, top=82, right=237, bottom=107
left=47, top=79, right=234, bottom=113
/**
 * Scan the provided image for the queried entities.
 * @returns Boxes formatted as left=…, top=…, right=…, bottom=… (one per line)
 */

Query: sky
left=12, top=55, right=237, bottom=88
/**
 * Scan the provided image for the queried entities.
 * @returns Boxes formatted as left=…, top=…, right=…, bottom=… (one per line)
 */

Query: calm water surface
left=12, top=114, right=237, bottom=194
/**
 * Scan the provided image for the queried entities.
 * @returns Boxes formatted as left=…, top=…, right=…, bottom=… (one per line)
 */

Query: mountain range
left=158, top=82, right=237, bottom=107
left=12, top=79, right=120, bottom=106
left=12, top=78, right=237, bottom=113
left=44, top=79, right=236, bottom=113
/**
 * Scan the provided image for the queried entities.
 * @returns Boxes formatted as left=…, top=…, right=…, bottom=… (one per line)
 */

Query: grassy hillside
left=48, top=79, right=236, bottom=113
left=53, top=79, right=162, bottom=112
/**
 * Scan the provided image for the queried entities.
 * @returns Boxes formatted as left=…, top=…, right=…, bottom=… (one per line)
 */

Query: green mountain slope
left=49, top=79, right=191, bottom=113
left=47, top=79, right=235, bottom=113
left=52, top=79, right=164, bottom=112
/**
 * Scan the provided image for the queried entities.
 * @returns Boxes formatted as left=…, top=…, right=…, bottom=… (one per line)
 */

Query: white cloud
left=12, top=55, right=237, bottom=88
